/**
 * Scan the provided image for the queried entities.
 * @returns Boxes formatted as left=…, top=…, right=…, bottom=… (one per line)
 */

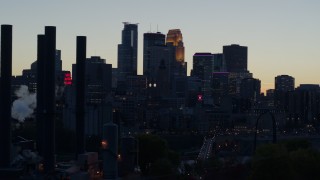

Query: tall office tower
left=274, top=75, right=295, bottom=110
left=192, top=53, right=214, bottom=80
left=228, top=72, right=253, bottom=96
left=64, top=56, right=112, bottom=136
left=144, top=45, right=175, bottom=79
left=143, top=32, right=166, bottom=75
left=118, top=22, right=138, bottom=78
left=55, top=50, right=62, bottom=72
left=223, top=44, right=247, bottom=72
left=166, top=29, right=185, bottom=63
left=240, top=78, right=261, bottom=103
left=192, top=53, right=226, bottom=101
left=212, top=72, right=229, bottom=105
left=192, top=53, right=214, bottom=102
left=275, top=75, right=295, bottom=92
left=287, top=84, right=320, bottom=125
left=213, top=53, right=225, bottom=72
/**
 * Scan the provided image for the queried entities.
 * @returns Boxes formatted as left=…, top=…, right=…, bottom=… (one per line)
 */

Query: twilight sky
left=1, top=0, right=319, bottom=92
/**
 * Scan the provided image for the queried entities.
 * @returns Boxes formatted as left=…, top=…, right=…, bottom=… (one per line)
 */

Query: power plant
left=0, top=24, right=121, bottom=179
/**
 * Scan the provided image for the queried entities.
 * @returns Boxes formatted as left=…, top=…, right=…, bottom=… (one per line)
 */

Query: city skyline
left=1, top=0, right=320, bottom=92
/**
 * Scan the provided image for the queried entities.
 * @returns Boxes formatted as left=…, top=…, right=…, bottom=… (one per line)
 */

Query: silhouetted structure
left=253, top=110, right=277, bottom=152
left=212, top=72, right=229, bottom=105
left=192, top=53, right=214, bottom=103
left=36, top=34, right=46, bottom=157
left=240, top=78, right=261, bottom=103
left=0, top=24, right=13, bottom=168
left=36, top=27, right=57, bottom=173
left=102, top=123, right=118, bottom=179
left=275, top=75, right=295, bottom=92
left=118, top=23, right=138, bottom=78
left=143, top=32, right=166, bottom=76
left=274, top=75, right=294, bottom=109
left=43, top=26, right=57, bottom=172
left=76, top=36, right=86, bottom=156
left=192, top=53, right=213, bottom=80
left=64, top=56, right=112, bottom=136
left=223, top=44, right=247, bottom=73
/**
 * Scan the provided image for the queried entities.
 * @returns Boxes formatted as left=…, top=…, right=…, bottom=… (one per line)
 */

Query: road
left=197, top=137, right=215, bottom=161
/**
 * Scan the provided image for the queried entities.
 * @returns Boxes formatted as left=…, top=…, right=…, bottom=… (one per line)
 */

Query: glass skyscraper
left=118, top=22, right=138, bottom=78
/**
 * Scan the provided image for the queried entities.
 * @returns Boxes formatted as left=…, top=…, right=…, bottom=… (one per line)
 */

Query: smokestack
left=36, top=34, right=46, bottom=157
left=76, top=36, right=86, bottom=156
left=43, top=26, right=56, bottom=172
left=0, top=24, right=13, bottom=168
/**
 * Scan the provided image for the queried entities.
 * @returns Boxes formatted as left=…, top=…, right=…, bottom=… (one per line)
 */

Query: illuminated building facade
left=166, top=29, right=185, bottom=63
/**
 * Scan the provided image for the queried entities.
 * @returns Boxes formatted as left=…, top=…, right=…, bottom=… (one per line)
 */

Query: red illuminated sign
left=64, top=72, right=72, bottom=85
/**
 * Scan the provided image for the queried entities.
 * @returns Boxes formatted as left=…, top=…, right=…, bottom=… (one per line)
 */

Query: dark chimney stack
left=0, top=24, right=13, bottom=168
left=43, top=26, right=56, bottom=172
left=76, top=36, right=86, bottom=156
left=35, top=26, right=57, bottom=172
left=36, top=34, right=46, bottom=157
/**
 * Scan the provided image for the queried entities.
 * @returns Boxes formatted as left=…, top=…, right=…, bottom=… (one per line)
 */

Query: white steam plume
left=11, top=85, right=37, bottom=122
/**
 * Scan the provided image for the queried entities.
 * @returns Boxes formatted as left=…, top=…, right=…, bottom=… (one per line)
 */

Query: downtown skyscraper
left=118, top=22, right=138, bottom=78
left=166, top=29, right=185, bottom=63
left=223, top=44, right=247, bottom=73
left=143, top=32, right=166, bottom=76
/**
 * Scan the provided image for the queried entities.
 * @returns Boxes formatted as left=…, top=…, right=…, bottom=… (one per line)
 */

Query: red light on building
left=64, top=72, right=72, bottom=85
left=197, top=94, right=203, bottom=101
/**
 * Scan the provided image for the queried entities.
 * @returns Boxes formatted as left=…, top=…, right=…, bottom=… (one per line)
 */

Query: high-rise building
left=20, top=50, right=66, bottom=92
left=240, top=78, right=261, bottom=103
left=274, top=75, right=294, bottom=110
left=144, top=45, right=175, bottom=79
left=275, top=75, right=295, bottom=92
left=166, top=29, right=184, bottom=63
left=192, top=53, right=213, bottom=80
left=118, top=22, right=138, bottom=78
left=213, top=53, right=225, bottom=72
left=192, top=53, right=214, bottom=102
left=55, top=50, right=62, bottom=72
left=143, top=32, right=166, bottom=76
left=212, top=72, right=229, bottom=105
left=64, top=56, right=112, bottom=136
left=73, top=56, right=112, bottom=104
left=223, top=44, right=247, bottom=72
left=286, top=84, right=320, bottom=126
left=228, top=72, right=253, bottom=96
